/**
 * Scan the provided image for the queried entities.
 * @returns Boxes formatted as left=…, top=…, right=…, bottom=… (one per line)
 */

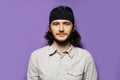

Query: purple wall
left=0, top=0, right=120, bottom=80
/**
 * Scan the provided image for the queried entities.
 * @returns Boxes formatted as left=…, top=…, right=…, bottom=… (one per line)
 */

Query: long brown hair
left=45, top=5, right=83, bottom=48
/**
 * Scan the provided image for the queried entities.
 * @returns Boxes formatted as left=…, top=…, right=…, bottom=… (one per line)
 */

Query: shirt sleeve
left=83, top=53, right=98, bottom=80
left=27, top=52, right=40, bottom=80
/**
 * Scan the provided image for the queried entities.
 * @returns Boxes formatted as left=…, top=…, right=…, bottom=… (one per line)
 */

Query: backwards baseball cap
left=49, top=6, right=75, bottom=24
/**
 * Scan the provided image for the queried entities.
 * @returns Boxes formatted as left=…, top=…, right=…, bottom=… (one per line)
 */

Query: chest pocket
left=66, top=70, right=83, bottom=80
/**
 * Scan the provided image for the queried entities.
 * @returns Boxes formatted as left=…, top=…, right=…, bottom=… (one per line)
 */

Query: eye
left=64, top=22, right=72, bottom=25
left=52, top=22, right=59, bottom=26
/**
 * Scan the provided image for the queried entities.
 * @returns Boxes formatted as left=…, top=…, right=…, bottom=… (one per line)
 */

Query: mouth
left=56, top=33, right=67, bottom=37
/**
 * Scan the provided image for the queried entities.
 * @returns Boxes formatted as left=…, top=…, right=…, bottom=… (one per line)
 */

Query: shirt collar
left=49, top=44, right=74, bottom=58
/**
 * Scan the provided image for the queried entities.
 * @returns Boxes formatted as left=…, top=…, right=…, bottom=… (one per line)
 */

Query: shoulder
left=74, top=47, right=91, bottom=55
left=30, top=45, right=50, bottom=58
left=74, top=47, right=94, bottom=61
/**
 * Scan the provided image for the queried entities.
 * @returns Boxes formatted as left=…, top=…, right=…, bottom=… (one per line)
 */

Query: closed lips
left=56, top=33, right=67, bottom=35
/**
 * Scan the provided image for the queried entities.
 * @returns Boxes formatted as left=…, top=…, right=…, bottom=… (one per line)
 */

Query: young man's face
left=50, top=19, right=73, bottom=43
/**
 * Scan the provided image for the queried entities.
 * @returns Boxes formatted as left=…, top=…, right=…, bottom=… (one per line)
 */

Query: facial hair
left=53, top=32, right=73, bottom=46
left=50, top=26, right=74, bottom=46
left=54, top=36, right=69, bottom=46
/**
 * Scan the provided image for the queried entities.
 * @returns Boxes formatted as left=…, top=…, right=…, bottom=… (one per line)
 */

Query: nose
left=59, top=24, right=64, bottom=32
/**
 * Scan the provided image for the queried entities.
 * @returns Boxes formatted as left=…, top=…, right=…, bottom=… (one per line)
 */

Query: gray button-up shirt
left=27, top=44, right=97, bottom=80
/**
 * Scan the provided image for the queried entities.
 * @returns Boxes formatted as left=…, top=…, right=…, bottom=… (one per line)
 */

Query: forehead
left=51, top=19, right=72, bottom=23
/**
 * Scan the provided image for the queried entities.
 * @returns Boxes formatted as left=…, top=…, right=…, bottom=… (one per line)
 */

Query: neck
left=53, top=41, right=71, bottom=52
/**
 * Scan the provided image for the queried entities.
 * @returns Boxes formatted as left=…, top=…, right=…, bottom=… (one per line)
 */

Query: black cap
left=49, top=6, right=75, bottom=24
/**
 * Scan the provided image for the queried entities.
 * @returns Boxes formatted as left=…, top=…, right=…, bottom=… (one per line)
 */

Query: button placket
left=58, top=53, right=68, bottom=80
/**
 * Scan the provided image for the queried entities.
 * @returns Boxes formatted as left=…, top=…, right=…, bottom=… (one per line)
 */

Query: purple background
left=0, top=0, right=120, bottom=80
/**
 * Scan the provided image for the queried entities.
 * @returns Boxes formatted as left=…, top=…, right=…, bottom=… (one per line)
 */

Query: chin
left=54, top=38, right=69, bottom=44
left=56, top=38, right=67, bottom=42
left=57, top=37, right=68, bottom=41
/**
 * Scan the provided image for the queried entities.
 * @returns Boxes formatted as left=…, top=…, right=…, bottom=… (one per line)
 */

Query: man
left=27, top=5, right=97, bottom=80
